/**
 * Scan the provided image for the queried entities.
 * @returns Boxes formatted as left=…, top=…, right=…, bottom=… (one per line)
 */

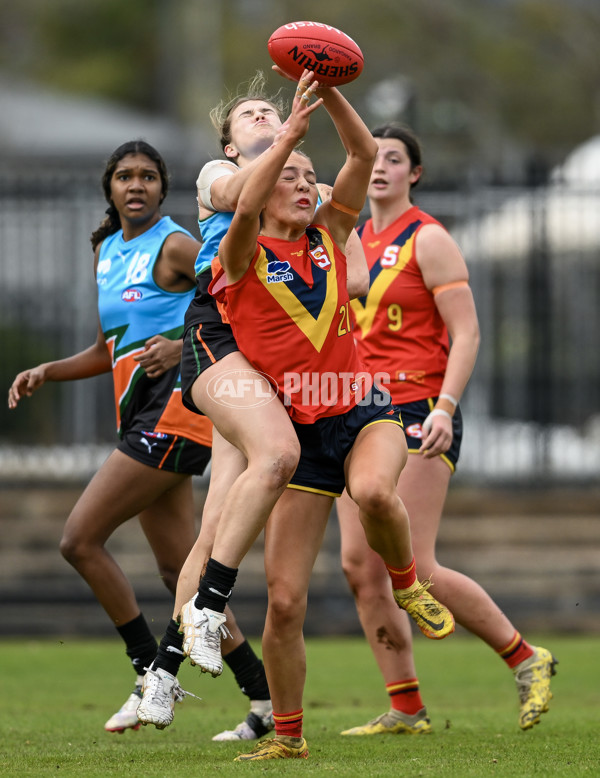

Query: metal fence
left=1, top=174, right=599, bottom=485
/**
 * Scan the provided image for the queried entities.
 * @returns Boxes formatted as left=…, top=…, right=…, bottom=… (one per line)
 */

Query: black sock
left=151, top=619, right=185, bottom=677
left=116, top=613, right=158, bottom=677
left=245, top=711, right=273, bottom=736
left=194, top=557, right=238, bottom=613
left=224, top=640, right=270, bottom=701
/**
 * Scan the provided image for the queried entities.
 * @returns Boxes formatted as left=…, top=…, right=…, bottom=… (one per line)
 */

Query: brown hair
left=372, top=123, right=423, bottom=189
left=210, top=71, right=287, bottom=152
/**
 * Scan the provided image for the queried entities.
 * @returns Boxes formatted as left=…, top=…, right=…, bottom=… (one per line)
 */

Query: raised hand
left=279, top=70, right=323, bottom=145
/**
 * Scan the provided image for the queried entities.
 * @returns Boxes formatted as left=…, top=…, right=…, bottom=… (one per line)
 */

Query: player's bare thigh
left=397, top=453, right=451, bottom=565
left=62, top=449, right=190, bottom=545
left=190, top=350, right=298, bottom=460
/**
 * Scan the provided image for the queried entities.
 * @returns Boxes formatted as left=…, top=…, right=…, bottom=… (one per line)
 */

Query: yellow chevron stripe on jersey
left=257, top=228, right=339, bottom=353
left=350, top=232, right=416, bottom=338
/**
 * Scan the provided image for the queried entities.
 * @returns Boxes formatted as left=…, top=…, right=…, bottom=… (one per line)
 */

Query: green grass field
left=0, top=634, right=597, bottom=776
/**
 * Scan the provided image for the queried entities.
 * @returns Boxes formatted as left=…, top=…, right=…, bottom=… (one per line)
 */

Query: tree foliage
left=1, top=0, right=599, bottom=184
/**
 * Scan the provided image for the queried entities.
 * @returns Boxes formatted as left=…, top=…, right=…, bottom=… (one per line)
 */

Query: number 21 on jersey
left=338, top=301, right=351, bottom=336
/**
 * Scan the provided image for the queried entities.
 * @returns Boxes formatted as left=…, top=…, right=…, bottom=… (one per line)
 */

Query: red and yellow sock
left=386, top=678, right=423, bottom=715
left=497, top=631, right=534, bottom=669
left=273, top=709, right=303, bottom=739
left=386, top=557, right=417, bottom=590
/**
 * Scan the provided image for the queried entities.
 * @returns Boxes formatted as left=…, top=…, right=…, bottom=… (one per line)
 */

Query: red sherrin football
left=268, top=21, right=364, bottom=87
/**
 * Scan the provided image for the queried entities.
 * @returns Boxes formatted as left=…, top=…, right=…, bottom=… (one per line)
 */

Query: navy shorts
left=117, top=429, right=211, bottom=475
left=289, top=386, right=404, bottom=497
left=400, top=397, right=463, bottom=472
left=180, top=268, right=238, bottom=414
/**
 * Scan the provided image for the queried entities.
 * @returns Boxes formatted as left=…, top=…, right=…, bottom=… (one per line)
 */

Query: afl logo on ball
left=122, top=288, right=143, bottom=302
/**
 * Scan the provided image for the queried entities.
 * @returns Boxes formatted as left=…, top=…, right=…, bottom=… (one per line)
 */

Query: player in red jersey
left=137, top=71, right=371, bottom=739
left=212, top=72, right=454, bottom=762
left=337, top=124, right=557, bottom=735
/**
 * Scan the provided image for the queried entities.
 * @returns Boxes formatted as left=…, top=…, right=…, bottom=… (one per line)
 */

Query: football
left=268, top=21, right=364, bottom=87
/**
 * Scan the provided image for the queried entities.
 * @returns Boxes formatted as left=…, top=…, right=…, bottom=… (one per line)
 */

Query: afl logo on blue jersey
left=122, top=288, right=143, bottom=302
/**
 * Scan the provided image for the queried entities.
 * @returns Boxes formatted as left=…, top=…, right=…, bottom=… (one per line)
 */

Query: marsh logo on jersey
left=266, top=260, right=293, bottom=284
left=122, top=288, right=143, bottom=302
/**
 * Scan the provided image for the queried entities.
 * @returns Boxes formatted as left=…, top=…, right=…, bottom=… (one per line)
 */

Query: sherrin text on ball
left=268, top=21, right=364, bottom=87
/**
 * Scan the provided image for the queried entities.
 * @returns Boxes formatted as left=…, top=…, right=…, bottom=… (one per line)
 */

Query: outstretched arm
left=219, top=72, right=323, bottom=283
left=313, top=87, right=377, bottom=250
left=197, top=131, right=291, bottom=216
left=8, top=243, right=115, bottom=409
left=8, top=320, right=111, bottom=409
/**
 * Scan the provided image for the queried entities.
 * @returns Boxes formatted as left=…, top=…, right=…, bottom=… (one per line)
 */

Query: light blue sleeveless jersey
left=96, top=216, right=204, bottom=436
left=97, top=216, right=195, bottom=351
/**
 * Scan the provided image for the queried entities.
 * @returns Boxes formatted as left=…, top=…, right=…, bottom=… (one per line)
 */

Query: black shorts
left=400, top=397, right=463, bottom=472
left=289, top=386, right=404, bottom=497
left=180, top=268, right=238, bottom=414
left=117, top=429, right=211, bottom=475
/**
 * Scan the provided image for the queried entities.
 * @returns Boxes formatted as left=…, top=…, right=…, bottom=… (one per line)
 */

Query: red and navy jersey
left=351, top=206, right=449, bottom=404
left=210, top=225, right=367, bottom=424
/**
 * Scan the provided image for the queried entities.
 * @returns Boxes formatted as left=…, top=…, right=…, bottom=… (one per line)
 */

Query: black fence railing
left=1, top=179, right=599, bottom=485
